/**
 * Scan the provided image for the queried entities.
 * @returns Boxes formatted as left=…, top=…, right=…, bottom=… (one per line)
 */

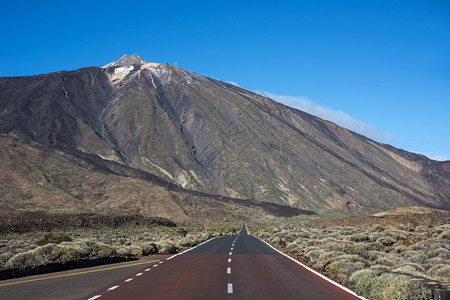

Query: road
left=0, top=257, right=166, bottom=300
left=0, top=223, right=363, bottom=299
left=88, top=223, right=362, bottom=299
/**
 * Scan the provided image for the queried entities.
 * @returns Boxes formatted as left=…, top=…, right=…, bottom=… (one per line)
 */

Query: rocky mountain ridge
left=0, top=54, right=449, bottom=220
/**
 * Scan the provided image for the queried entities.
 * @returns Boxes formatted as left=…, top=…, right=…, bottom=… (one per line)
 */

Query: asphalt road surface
left=1, top=223, right=363, bottom=299
left=88, top=223, right=362, bottom=299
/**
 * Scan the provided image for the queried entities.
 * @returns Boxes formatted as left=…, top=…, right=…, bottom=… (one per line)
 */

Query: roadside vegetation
left=248, top=214, right=449, bottom=300
left=1, top=211, right=448, bottom=300
left=0, top=222, right=241, bottom=270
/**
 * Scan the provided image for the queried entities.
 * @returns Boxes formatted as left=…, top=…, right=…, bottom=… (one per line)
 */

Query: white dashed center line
left=145, top=268, right=151, bottom=271
left=228, top=258, right=231, bottom=263
left=227, top=283, right=233, bottom=294
left=124, top=278, right=133, bottom=282
left=108, top=285, right=119, bottom=291
left=227, top=267, right=231, bottom=274
left=88, top=296, right=102, bottom=300
left=153, top=265, right=158, bottom=267
left=136, top=273, right=143, bottom=276
left=229, top=252, right=232, bottom=255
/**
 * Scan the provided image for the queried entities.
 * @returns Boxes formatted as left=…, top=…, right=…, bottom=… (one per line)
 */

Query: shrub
left=5, top=244, right=56, bottom=268
left=35, top=232, right=72, bottom=246
left=0, top=252, right=13, bottom=268
left=428, top=248, right=450, bottom=260
left=371, top=224, right=385, bottom=232
left=351, top=269, right=380, bottom=295
left=348, top=233, right=369, bottom=242
left=368, top=232, right=384, bottom=242
left=141, top=242, right=158, bottom=255
left=393, top=263, right=427, bottom=277
left=49, top=243, right=87, bottom=261
left=387, top=230, right=409, bottom=241
left=156, top=242, right=178, bottom=254
left=328, top=260, right=365, bottom=277
left=320, top=251, right=345, bottom=261
left=365, top=250, right=381, bottom=261
left=87, top=241, right=117, bottom=257
left=428, top=264, right=450, bottom=283
left=0, top=252, right=13, bottom=263
left=374, top=256, right=400, bottom=267
left=177, top=238, right=197, bottom=247
left=351, top=270, right=432, bottom=300
left=377, top=236, right=396, bottom=246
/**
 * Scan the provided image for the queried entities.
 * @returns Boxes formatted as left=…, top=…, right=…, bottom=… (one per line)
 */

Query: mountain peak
left=102, top=54, right=149, bottom=68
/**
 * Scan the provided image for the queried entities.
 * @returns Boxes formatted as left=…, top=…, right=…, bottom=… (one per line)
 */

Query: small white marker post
left=204, top=222, right=208, bottom=234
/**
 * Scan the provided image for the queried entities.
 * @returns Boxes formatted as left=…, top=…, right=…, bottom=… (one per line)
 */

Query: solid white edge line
left=87, top=296, right=102, bottom=300
left=227, top=283, right=233, bottom=294
left=165, top=236, right=221, bottom=261
left=256, top=236, right=366, bottom=300
left=108, top=285, right=119, bottom=291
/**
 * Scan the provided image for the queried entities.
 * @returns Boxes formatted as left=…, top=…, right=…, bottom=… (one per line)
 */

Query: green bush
left=35, top=232, right=72, bottom=246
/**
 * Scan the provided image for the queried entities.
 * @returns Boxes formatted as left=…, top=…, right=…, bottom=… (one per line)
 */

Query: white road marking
left=124, top=278, right=133, bottom=282
left=136, top=273, right=143, bottom=276
left=108, top=286, right=119, bottom=291
left=231, top=247, right=233, bottom=251
left=159, top=261, right=164, bottom=264
left=145, top=268, right=151, bottom=271
left=166, top=236, right=221, bottom=260
left=228, top=258, right=231, bottom=263
left=227, top=283, right=233, bottom=294
left=229, top=252, right=232, bottom=255
left=227, top=267, right=231, bottom=274
left=153, top=265, right=158, bottom=267
left=257, top=237, right=366, bottom=299
left=88, top=296, right=102, bottom=300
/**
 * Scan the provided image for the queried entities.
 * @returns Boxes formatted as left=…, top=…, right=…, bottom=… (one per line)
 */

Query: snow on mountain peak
left=102, top=54, right=149, bottom=69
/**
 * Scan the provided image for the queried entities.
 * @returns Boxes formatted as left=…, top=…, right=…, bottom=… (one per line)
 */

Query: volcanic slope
left=0, top=54, right=449, bottom=218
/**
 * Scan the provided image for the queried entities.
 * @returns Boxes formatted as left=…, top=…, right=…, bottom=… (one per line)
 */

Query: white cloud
left=414, top=152, right=448, bottom=161
left=430, top=155, right=447, bottom=161
left=256, top=91, right=393, bottom=144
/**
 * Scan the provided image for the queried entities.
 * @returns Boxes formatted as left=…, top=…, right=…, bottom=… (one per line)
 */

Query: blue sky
left=1, top=0, right=449, bottom=161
